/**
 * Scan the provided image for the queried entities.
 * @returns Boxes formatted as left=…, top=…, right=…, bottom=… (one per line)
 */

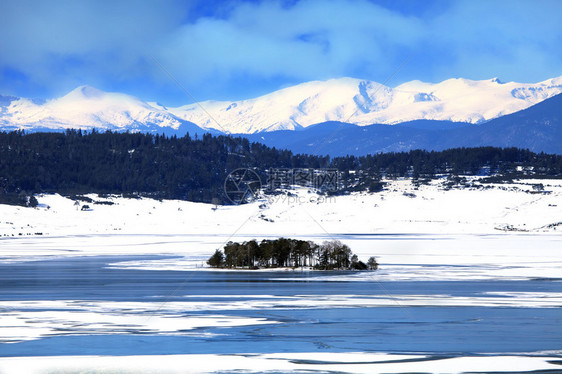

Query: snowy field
left=1, top=178, right=561, bottom=279
left=2, top=178, right=562, bottom=239
left=1, top=178, right=561, bottom=373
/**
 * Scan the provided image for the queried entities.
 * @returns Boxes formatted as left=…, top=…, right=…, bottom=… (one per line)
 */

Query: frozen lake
left=2, top=182, right=562, bottom=371
left=1, top=254, right=561, bottom=361
left=1, top=230, right=562, bottom=372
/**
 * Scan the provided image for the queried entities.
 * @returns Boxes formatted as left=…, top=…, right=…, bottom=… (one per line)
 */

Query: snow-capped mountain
left=243, top=92, right=562, bottom=156
left=0, top=85, right=199, bottom=133
left=1, top=76, right=561, bottom=135
left=170, top=76, right=562, bottom=133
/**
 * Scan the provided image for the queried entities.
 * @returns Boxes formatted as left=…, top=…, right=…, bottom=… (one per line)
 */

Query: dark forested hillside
left=0, top=130, right=326, bottom=205
left=1, top=130, right=561, bottom=206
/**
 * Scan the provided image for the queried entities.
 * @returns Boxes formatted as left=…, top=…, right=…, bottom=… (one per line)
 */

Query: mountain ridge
left=241, top=93, right=562, bottom=156
left=1, top=76, right=561, bottom=135
left=0, top=85, right=210, bottom=136
left=170, top=76, right=562, bottom=133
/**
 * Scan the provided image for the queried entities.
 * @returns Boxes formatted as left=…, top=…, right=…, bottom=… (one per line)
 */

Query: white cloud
left=0, top=0, right=560, bottom=102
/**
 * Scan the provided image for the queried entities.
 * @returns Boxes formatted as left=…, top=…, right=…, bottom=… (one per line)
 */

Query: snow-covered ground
left=2, top=178, right=561, bottom=238
left=1, top=352, right=562, bottom=374
left=1, top=178, right=561, bottom=280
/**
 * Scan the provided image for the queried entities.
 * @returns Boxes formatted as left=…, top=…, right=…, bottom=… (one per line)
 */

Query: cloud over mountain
left=0, top=0, right=560, bottom=104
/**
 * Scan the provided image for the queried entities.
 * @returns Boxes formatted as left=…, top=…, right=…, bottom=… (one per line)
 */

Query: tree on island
left=207, top=238, right=377, bottom=271
left=367, top=256, right=378, bottom=270
left=350, top=254, right=368, bottom=270
left=207, top=249, right=224, bottom=268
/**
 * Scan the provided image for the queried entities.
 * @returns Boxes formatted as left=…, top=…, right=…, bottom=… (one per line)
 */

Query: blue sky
left=1, top=0, right=561, bottom=105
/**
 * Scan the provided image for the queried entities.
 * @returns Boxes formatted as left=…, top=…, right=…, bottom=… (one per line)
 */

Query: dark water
left=0, top=255, right=561, bottom=357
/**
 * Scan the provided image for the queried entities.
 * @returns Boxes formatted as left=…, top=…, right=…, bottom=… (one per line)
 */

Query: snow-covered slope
left=2, top=178, right=561, bottom=239
left=0, top=86, right=191, bottom=132
left=1, top=77, right=561, bottom=134
left=170, top=76, right=562, bottom=133
left=1, top=178, right=562, bottom=279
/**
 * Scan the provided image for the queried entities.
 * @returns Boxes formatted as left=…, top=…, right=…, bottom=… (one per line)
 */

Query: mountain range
left=1, top=76, right=561, bottom=155
left=245, top=92, right=562, bottom=156
left=0, top=86, right=211, bottom=136
left=170, top=76, right=562, bottom=133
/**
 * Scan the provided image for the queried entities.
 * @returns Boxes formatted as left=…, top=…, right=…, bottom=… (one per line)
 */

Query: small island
left=207, top=238, right=378, bottom=271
